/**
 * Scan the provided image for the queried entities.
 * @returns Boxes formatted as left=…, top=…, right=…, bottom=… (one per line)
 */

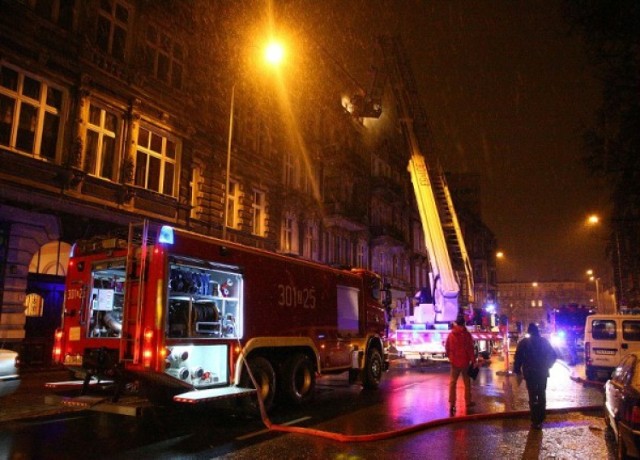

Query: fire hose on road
left=241, top=354, right=602, bottom=443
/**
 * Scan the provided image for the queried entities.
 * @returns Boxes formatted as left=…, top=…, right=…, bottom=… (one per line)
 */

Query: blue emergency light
left=159, top=225, right=174, bottom=244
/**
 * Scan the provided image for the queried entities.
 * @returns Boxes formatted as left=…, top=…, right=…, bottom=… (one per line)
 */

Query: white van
left=584, top=314, right=640, bottom=381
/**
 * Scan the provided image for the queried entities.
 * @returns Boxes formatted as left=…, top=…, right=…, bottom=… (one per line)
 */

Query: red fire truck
left=50, top=222, right=390, bottom=411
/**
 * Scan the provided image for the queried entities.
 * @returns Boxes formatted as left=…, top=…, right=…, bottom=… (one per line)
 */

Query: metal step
left=173, top=386, right=256, bottom=404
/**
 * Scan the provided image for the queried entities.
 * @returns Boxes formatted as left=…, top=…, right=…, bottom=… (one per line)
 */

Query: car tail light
left=52, top=328, right=64, bottom=363
left=584, top=341, right=591, bottom=364
left=142, top=328, right=154, bottom=368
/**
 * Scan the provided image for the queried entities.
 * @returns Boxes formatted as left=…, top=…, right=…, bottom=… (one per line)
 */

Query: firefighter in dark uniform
left=513, top=323, right=557, bottom=429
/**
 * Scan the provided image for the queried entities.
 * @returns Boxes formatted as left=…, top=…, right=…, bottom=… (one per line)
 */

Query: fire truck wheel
left=240, top=356, right=276, bottom=412
left=362, top=347, right=383, bottom=390
left=281, top=353, right=316, bottom=405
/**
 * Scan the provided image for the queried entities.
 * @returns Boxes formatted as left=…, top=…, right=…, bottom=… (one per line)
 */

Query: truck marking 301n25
left=277, top=284, right=316, bottom=309
left=49, top=221, right=390, bottom=413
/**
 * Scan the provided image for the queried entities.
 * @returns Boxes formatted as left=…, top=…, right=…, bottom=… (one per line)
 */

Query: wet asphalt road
left=0, top=358, right=616, bottom=459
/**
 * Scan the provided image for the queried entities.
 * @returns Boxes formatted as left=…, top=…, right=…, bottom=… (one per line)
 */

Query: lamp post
left=586, top=213, right=623, bottom=312
left=221, top=40, right=285, bottom=240
left=587, top=270, right=601, bottom=310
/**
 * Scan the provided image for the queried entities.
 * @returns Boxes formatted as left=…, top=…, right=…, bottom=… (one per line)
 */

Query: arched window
left=29, top=241, right=72, bottom=276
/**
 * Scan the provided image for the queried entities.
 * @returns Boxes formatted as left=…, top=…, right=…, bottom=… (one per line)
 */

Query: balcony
left=323, top=201, right=367, bottom=232
left=370, top=225, right=407, bottom=246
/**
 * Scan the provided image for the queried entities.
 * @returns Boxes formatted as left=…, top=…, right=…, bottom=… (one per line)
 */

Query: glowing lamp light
left=158, top=225, right=174, bottom=244
left=485, top=303, right=496, bottom=314
left=265, top=41, right=284, bottom=66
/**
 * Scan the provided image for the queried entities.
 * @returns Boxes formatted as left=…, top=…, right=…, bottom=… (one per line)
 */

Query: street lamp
left=222, top=41, right=284, bottom=240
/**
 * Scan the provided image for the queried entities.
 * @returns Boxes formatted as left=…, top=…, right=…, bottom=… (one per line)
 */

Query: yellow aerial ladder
left=358, top=35, right=474, bottom=324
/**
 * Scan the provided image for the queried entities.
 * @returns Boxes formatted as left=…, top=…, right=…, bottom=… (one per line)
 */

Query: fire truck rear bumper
left=173, top=386, right=256, bottom=404
left=396, top=348, right=449, bottom=362
left=44, top=394, right=152, bottom=416
left=45, top=378, right=114, bottom=390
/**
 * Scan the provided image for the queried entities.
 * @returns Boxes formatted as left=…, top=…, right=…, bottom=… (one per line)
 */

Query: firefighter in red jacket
left=445, top=315, right=476, bottom=415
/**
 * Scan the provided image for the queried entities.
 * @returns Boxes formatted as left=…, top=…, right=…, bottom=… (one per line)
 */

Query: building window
left=333, top=235, right=342, bottom=264
left=0, top=64, right=64, bottom=161
left=190, top=166, right=203, bottom=220
left=251, top=189, right=266, bottom=236
left=134, top=125, right=179, bottom=196
left=96, top=0, right=130, bottom=60
left=32, top=0, right=74, bottom=30
left=344, top=238, right=352, bottom=266
left=322, top=231, right=330, bottom=262
left=281, top=212, right=298, bottom=254
left=356, top=240, right=367, bottom=268
left=256, top=122, right=270, bottom=157
left=85, top=102, right=120, bottom=180
left=283, top=150, right=299, bottom=189
left=145, top=24, right=184, bottom=89
left=225, top=179, right=239, bottom=229
left=303, top=222, right=319, bottom=261
left=24, top=293, right=44, bottom=317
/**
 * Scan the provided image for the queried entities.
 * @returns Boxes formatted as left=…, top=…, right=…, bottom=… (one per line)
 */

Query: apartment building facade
left=0, top=0, right=495, bottom=363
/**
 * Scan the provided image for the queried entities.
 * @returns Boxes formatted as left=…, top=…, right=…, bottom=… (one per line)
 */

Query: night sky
left=274, top=0, right=610, bottom=282
left=391, top=1, right=610, bottom=283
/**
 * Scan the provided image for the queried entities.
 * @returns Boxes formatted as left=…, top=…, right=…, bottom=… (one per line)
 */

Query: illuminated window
left=251, top=189, right=266, bottom=236
left=85, top=103, right=120, bottom=180
left=29, top=241, right=71, bottom=276
left=225, top=180, right=239, bottom=229
left=144, top=24, right=184, bottom=89
left=281, top=212, right=298, bottom=254
left=0, top=64, right=65, bottom=161
left=134, top=126, right=180, bottom=196
left=303, top=222, right=319, bottom=260
left=96, top=0, right=130, bottom=60
left=24, top=293, right=44, bottom=317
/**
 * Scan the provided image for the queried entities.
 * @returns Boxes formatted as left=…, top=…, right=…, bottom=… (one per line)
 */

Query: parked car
left=0, top=348, right=20, bottom=397
left=604, top=351, right=640, bottom=459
